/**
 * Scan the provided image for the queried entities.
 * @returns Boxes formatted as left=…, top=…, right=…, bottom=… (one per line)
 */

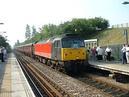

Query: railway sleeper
left=117, top=91, right=129, bottom=97
left=103, top=87, right=113, bottom=92
left=115, top=90, right=128, bottom=97
left=95, top=83, right=107, bottom=89
left=109, top=88, right=122, bottom=95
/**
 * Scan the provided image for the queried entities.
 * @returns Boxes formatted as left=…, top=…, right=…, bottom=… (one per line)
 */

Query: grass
left=93, top=27, right=129, bottom=46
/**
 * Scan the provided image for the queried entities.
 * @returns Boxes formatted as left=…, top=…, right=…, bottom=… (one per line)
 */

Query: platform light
left=0, top=23, right=4, bottom=25
left=122, top=1, right=129, bottom=5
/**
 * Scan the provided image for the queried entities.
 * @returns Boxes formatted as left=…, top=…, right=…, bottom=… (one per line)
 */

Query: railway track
left=76, top=73, right=129, bottom=97
left=29, top=55, right=129, bottom=97
left=15, top=52, right=110, bottom=97
left=17, top=57, right=47, bottom=97
left=16, top=52, right=129, bottom=97
left=16, top=54, right=70, bottom=97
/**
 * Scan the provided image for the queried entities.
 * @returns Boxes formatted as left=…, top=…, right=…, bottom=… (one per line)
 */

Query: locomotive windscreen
left=62, top=38, right=85, bottom=48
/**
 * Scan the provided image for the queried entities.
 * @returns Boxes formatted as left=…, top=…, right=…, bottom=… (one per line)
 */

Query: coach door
left=53, top=40, right=61, bottom=60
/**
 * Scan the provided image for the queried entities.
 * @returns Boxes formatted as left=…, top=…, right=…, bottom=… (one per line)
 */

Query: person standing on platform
left=96, top=46, right=104, bottom=60
left=105, top=46, right=112, bottom=61
left=126, top=45, right=129, bottom=63
left=91, top=46, right=97, bottom=61
left=1, top=47, right=4, bottom=62
left=0, top=47, right=4, bottom=62
left=121, top=44, right=127, bottom=64
left=0, top=47, right=2, bottom=61
left=3, top=47, right=7, bottom=60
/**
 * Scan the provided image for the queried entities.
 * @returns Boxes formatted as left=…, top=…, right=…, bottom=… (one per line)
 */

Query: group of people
left=121, top=44, right=129, bottom=64
left=0, top=46, right=7, bottom=62
left=89, top=46, right=112, bottom=61
left=88, top=44, right=129, bottom=64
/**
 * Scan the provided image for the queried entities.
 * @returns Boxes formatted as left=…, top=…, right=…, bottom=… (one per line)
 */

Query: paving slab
left=0, top=53, right=35, bottom=97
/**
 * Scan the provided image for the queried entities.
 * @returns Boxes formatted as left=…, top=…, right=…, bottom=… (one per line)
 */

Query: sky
left=0, top=0, right=129, bottom=47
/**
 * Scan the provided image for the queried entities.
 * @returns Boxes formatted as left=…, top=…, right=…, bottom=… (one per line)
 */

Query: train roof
left=59, top=33, right=82, bottom=39
left=36, top=37, right=56, bottom=44
left=15, top=43, right=33, bottom=48
left=36, top=33, right=83, bottom=44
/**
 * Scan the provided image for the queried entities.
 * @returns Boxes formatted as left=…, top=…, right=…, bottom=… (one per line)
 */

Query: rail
left=16, top=54, right=71, bottom=97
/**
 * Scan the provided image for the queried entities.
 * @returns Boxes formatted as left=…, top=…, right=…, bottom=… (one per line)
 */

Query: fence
left=102, top=44, right=122, bottom=61
left=112, top=23, right=129, bottom=28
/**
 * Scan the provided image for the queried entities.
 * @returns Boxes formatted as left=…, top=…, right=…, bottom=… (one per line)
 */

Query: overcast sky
left=0, top=0, right=129, bottom=46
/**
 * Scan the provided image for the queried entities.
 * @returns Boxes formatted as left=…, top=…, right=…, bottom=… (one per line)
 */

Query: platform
left=0, top=53, right=35, bottom=97
left=89, top=61, right=129, bottom=76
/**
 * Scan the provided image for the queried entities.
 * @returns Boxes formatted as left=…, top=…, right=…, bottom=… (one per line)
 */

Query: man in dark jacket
left=0, top=46, right=2, bottom=61
left=1, top=47, right=4, bottom=62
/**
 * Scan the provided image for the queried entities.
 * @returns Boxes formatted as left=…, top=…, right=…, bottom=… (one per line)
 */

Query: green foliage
left=32, top=25, right=37, bottom=37
left=14, top=40, right=20, bottom=46
left=20, top=17, right=109, bottom=45
left=40, top=24, right=62, bottom=38
left=60, top=17, right=109, bottom=38
left=0, top=35, right=11, bottom=52
left=0, top=35, right=8, bottom=47
left=25, top=24, right=31, bottom=39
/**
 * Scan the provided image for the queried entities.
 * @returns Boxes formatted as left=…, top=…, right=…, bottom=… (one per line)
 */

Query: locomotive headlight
left=76, top=56, right=79, bottom=59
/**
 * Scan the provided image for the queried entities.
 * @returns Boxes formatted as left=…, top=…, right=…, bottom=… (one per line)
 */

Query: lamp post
left=124, top=29, right=128, bottom=44
left=122, top=1, right=129, bottom=44
left=122, top=1, right=129, bottom=5
left=0, top=23, right=4, bottom=25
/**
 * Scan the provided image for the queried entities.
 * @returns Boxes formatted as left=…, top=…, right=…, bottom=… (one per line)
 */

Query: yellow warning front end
left=61, top=48, right=86, bottom=61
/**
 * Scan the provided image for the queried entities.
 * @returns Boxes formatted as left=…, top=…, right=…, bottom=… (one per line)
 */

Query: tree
left=60, top=17, right=109, bottom=38
left=25, top=24, right=31, bottom=39
left=88, top=17, right=109, bottom=30
left=0, top=35, right=11, bottom=52
left=0, top=35, right=8, bottom=47
left=32, top=26, right=37, bottom=37
left=21, top=17, right=109, bottom=44
left=40, top=24, right=60, bottom=39
left=16, top=40, right=20, bottom=45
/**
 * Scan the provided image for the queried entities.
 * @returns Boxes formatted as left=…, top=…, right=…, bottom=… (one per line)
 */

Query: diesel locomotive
left=15, top=34, right=89, bottom=73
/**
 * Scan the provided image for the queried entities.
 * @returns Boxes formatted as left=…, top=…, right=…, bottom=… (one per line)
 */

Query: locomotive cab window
left=62, top=39, right=84, bottom=48
left=54, top=40, right=61, bottom=48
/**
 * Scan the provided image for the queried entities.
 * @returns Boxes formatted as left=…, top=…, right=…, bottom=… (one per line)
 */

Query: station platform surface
left=89, top=61, right=129, bottom=75
left=0, top=53, right=35, bottom=97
